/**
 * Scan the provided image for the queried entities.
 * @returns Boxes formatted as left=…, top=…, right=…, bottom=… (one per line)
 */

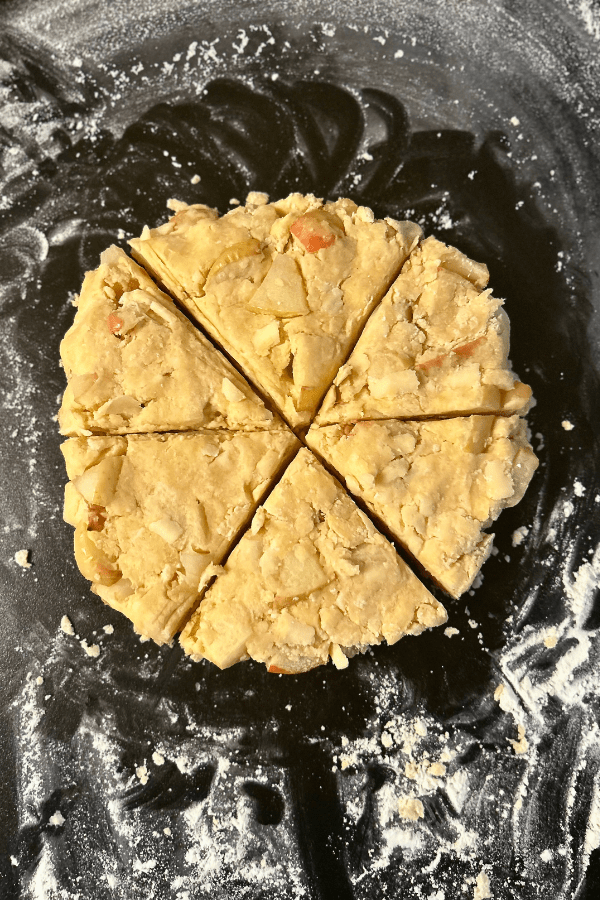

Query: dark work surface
left=1, top=1, right=600, bottom=898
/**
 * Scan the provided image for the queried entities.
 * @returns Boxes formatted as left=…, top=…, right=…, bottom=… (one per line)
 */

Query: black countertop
left=1, top=2, right=600, bottom=897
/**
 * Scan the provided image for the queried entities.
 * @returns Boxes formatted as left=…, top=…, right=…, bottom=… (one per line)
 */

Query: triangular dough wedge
left=307, top=417, right=538, bottom=598
left=179, top=448, right=446, bottom=673
left=315, top=237, right=532, bottom=425
left=130, top=193, right=421, bottom=429
left=61, top=430, right=299, bottom=644
left=59, top=247, right=280, bottom=436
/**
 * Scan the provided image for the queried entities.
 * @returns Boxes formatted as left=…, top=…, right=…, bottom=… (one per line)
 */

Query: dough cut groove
left=58, top=192, right=538, bottom=669
left=59, top=247, right=281, bottom=436
left=130, top=193, right=422, bottom=429
left=179, top=449, right=447, bottom=672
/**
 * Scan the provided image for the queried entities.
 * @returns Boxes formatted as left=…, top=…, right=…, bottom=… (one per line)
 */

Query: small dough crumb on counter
left=474, top=870, right=492, bottom=900
left=14, top=549, right=32, bottom=568
left=562, top=419, right=574, bottom=431
left=544, top=629, right=558, bottom=648
left=512, top=526, right=529, bottom=546
left=60, top=615, right=75, bottom=635
left=398, top=796, right=425, bottom=821
left=510, top=724, right=529, bottom=755
left=80, top=639, right=100, bottom=658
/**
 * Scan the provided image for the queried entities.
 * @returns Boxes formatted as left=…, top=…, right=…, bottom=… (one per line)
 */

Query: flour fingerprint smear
left=1, top=1, right=600, bottom=898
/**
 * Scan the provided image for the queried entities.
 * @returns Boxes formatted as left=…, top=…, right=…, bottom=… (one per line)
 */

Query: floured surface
left=1, top=1, right=600, bottom=898
left=180, top=448, right=446, bottom=672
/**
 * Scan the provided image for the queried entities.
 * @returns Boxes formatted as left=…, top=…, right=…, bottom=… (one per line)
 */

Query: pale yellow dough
left=307, top=416, right=538, bottom=598
left=315, top=236, right=532, bottom=425
left=61, top=430, right=299, bottom=644
left=130, top=193, right=421, bottom=428
left=59, top=247, right=279, bottom=435
left=57, top=194, right=540, bottom=666
left=179, top=448, right=446, bottom=673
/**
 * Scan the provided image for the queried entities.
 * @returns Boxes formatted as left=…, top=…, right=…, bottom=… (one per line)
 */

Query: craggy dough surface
left=307, top=416, right=539, bottom=597
left=59, top=247, right=279, bottom=435
left=130, top=193, right=421, bottom=428
left=58, top=194, right=538, bottom=667
left=316, top=237, right=532, bottom=425
left=61, top=430, right=299, bottom=644
left=180, top=448, right=446, bottom=673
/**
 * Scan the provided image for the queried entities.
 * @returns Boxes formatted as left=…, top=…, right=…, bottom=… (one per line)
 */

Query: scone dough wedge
left=315, top=236, right=532, bottom=425
left=59, top=247, right=280, bottom=436
left=130, top=193, right=421, bottom=429
left=307, top=416, right=538, bottom=598
left=179, top=448, right=446, bottom=673
left=61, top=430, right=299, bottom=644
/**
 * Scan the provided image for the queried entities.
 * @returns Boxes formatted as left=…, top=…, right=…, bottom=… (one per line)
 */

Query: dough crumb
left=474, top=870, right=492, bottom=899
left=103, top=624, right=114, bottom=634
left=381, top=731, right=393, bottom=748
left=35, top=676, right=44, bottom=686
left=136, top=765, right=149, bottom=785
left=544, top=629, right=558, bottom=648
left=512, top=526, right=529, bottom=547
left=398, top=796, right=424, bottom=820
left=81, top=639, right=100, bottom=658
left=48, top=811, right=65, bottom=827
left=152, top=751, right=165, bottom=766
left=190, top=174, right=200, bottom=184
left=163, top=827, right=172, bottom=836
left=561, top=419, right=574, bottom=431
left=60, top=615, right=75, bottom=636
left=510, top=724, right=529, bottom=755
left=444, top=627, right=460, bottom=638
left=14, top=549, right=31, bottom=568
